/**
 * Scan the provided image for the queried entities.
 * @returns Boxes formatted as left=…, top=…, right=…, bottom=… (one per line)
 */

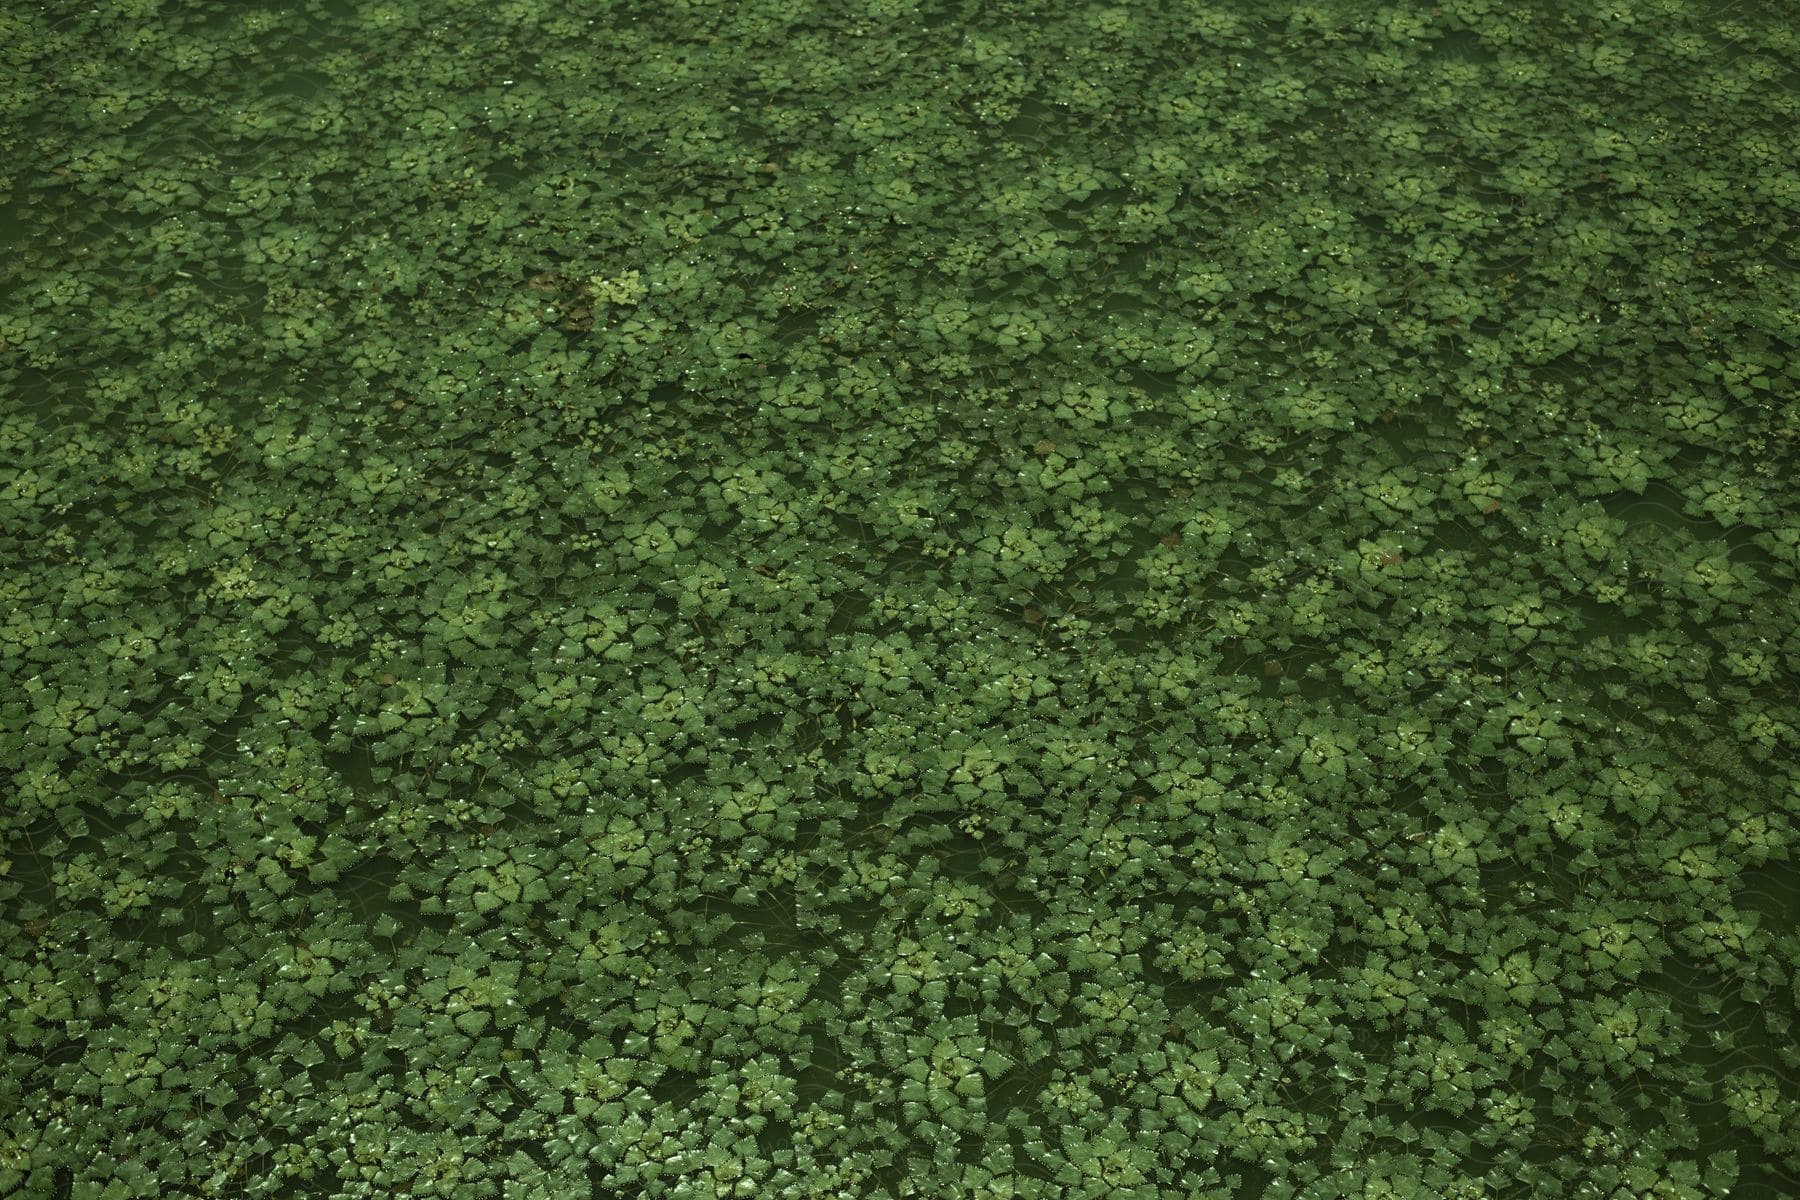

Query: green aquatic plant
left=1, top=0, right=1797, bottom=1197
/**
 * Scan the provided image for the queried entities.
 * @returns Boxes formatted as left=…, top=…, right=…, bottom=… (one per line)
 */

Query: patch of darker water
left=1734, top=858, right=1800, bottom=953
left=1634, top=944, right=1799, bottom=1199
left=921, top=825, right=1043, bottom=910
left=329, top=849, right=434, bottom=928
left=981, top=1036, right=1058, bottom=1129
left=323, top=740, right=377, bottom=790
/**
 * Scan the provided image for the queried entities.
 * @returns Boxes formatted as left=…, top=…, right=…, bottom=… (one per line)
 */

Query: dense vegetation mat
left=3, top=1, right=1797, bottom=1197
